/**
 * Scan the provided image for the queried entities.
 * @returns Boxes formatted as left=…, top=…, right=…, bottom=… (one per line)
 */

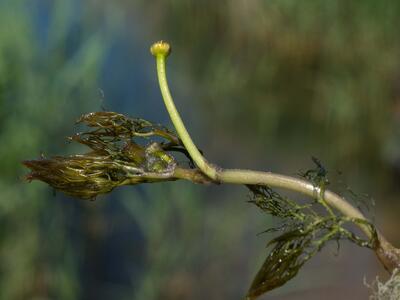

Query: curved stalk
left=150, top=41, right=400, bottom=272
left=151, top=42, right=218, bottom=180
left=219, top=169, right=368, bottom=229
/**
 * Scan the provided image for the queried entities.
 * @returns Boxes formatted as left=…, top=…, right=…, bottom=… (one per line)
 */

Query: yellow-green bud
left=150, top=41, right=171, bottom=57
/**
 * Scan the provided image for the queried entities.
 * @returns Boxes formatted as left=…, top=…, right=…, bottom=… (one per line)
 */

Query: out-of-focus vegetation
left=2, top=0, right=400, bottom=299
left=0, top=1, right=113, bottom=298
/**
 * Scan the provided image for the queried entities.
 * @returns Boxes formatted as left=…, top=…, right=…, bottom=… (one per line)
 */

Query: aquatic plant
left=24, top=41, right=400, bottom=299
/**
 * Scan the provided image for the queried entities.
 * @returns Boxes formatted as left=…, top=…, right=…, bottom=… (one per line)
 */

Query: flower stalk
left=150, top=41, right=219, bottom=181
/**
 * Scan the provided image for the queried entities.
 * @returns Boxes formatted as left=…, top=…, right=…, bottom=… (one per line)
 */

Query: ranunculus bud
left=23, top=111, right=189, bottom=199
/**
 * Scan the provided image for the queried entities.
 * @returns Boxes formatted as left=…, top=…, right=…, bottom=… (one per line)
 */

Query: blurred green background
left=1, top=0, right=399, bottom=299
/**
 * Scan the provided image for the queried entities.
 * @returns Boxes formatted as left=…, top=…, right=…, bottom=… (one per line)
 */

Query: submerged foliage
left=367, top=269, right=400, bottom=300
left=23, top=111, right=191, bottom=199
left=246, top=159, right=378, bottom=299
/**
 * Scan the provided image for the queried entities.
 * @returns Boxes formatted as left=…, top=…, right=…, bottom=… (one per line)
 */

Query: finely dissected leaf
left=246, top=158, right=377, bottom=299
left=24, top=155, right=131, bottom=199
left=23, top=112, right=191, bottom=199
left=246, top=230, right=312, bottom=299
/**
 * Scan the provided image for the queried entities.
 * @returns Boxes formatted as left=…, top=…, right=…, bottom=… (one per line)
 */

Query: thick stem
left=218, top=169, right=370, bottom=234
left=173, top=167, right=214, bottom=184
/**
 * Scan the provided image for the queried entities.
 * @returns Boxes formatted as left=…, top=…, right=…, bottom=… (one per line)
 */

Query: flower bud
left=150, top=41, right=171, bottom=57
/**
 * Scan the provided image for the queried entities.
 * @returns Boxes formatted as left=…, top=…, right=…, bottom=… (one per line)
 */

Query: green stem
left=151, top=42, right=218, bottom=180
left=218, top=169, right=370, bottom=235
